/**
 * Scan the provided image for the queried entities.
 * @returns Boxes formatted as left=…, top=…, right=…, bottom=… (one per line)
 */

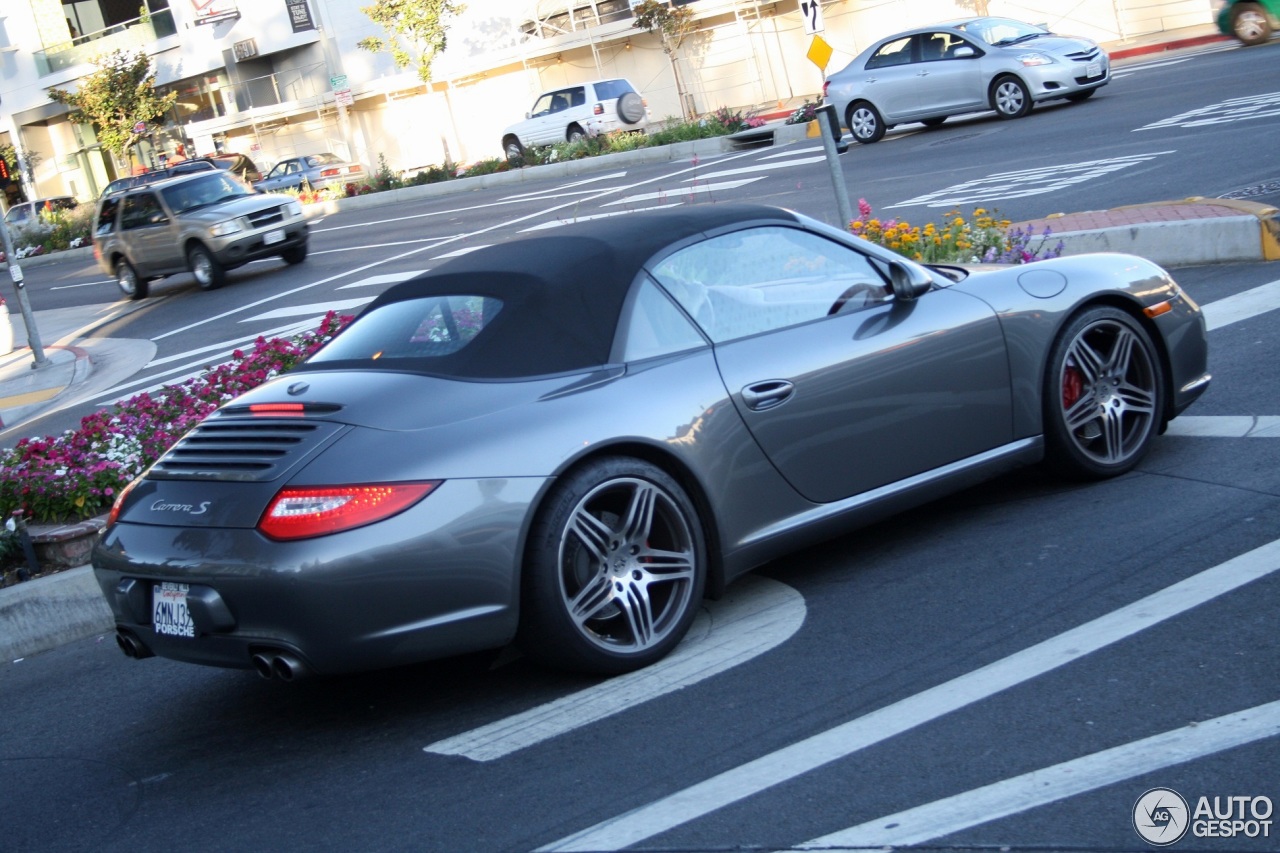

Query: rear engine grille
left=150, top=418, right=346, bottom=481
left=245, top=206, right=287, bottom=229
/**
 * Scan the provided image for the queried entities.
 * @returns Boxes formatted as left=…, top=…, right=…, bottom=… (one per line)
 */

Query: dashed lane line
left=542, top=536, right=1280, bottom=851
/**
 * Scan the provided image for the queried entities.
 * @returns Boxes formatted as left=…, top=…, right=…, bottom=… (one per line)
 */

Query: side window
left=866, top=36, right=914, bottom=69
left=569, top=87, right=586, bottom=107
left=617, top=278, right=707, bottom=362
left=531, top=93, right=555, bottom=116
left=95, top=198, right=121, bottom=236
left=120, top=193, right=167, bottom=230
left=650, top=227, right=891, bottom=344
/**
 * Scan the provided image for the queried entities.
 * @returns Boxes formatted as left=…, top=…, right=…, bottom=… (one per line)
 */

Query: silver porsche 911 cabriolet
left=93, top=204, right=1210, bottom=679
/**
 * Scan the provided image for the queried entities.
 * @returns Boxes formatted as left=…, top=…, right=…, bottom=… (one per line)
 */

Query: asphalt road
left=1, top=42, right=1277, bottom=853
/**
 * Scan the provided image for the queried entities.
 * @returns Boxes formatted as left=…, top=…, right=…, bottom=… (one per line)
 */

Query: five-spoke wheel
left=1045, top=307, right=1164, bottom=479
left=992, top=75, right=1032, bottom=119
left=520, top=457, right=706, bottom=673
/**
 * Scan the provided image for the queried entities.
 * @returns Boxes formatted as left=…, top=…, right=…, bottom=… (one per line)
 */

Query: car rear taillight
left=320, top=168, right=341, bottom=178
left=258, top=482, right=440, bottom=540
left=106, top=477, right=142, bottom=527
left=593, top=102, right=604, bottom=115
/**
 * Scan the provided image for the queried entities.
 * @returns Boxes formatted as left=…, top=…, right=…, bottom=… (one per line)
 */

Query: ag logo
left=1134, top=787, right=1190, bottom=846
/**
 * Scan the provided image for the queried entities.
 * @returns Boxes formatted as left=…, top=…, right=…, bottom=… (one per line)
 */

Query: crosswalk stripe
left=425, top=576, right=805, bottom=761
left=603, top=178, right=762, bottom=206
left=542, top=536, right=1280, bottom=851
left=240, top=297, right=373, bottom=322
left=338, top=271, right=427, bottom=289
left=1201, top=278, right=1280, bottom=330
left=688, top=156, right=825, bottom=180
left=520, top=203, right=684, bottom=232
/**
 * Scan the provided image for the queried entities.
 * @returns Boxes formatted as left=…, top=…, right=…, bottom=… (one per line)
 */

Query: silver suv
left=93, top=171, right=309, bottom=299
left=501, top=78, right=648, bottom=159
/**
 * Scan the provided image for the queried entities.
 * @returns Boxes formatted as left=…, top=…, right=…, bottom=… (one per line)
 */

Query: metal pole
left=817, top=104, right=854, bottom=229
left=0, top=218, right=49, bottom=368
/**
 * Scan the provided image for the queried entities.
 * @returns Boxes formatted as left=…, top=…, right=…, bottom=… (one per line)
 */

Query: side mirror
left=888, top=260, right=933, bottom=301
left=953, top=46, right=976, bottom=58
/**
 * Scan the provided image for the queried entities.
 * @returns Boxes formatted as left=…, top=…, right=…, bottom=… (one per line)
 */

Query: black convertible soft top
left=302, top=204, right=802, bottom=379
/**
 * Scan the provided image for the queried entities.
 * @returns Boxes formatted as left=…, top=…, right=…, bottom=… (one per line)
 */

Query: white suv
left=502, top=78, right=648, bottom=159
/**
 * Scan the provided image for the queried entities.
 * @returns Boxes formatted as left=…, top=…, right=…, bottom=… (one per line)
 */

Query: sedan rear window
left=308, top=296, right=503, bottom=364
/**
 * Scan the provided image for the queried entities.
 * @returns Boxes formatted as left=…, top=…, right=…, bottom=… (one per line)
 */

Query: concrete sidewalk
left=4, top=20, right=1275, bottom=664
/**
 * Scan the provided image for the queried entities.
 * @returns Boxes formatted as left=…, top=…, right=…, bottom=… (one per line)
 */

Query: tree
left=46, top=50, right=177, bottom=164
left=357, top=0, right=466, bottom=84
left=632, top=0, right=697, bottom=119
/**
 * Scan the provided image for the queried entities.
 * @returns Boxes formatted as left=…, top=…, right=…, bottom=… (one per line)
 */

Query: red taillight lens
left=593, top=102, right=604, bottom=115
left=106, top=477, right=142, bottom=527
left=258, top=482, right=440, bottom=541
left=320, top=168, right=340, bottom=178
left=249, top=403, right=305, bottom=416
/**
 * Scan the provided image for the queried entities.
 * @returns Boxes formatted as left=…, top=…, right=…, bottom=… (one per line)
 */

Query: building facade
left=0, top=0, right=1213, bottom=206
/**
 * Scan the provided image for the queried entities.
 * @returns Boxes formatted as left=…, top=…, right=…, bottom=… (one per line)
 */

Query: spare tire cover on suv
left=618, top=92, right=645, bottom=125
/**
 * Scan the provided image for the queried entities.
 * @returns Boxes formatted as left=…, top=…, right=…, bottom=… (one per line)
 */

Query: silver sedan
left=253, top=152, right=369, bottom=193
left=824, top=16, right=1110, bottom=143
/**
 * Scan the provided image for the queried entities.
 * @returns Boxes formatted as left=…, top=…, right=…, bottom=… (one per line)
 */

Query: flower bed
left=0, top=312, right=351, bottom=545
left=850, top=199, right=1064, bottom=264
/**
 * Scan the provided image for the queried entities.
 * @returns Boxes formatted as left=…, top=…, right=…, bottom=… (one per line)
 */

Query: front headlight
left=1017, top=52, right=1055, bottom=67
left=209, top=219, right=245, bottom=237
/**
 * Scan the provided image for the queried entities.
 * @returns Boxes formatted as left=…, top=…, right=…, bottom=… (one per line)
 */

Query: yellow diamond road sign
left=807, top=35, right=833, bottom=71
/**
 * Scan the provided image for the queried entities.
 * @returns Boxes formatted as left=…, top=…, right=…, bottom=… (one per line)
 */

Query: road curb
left=0, top=565, right=112, bottom=661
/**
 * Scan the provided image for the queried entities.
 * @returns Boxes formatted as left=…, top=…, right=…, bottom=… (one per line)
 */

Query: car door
left=858, top=35, right=923, bottom=122
left=913, top=31, right=988, bottom=115
left=118, top=190, right=182, bottom=276
left=260, top=159, right=299, bottom=191
left=650, top=225, right=1013, bottom=504
left=524, top=91, right=566, bottom=145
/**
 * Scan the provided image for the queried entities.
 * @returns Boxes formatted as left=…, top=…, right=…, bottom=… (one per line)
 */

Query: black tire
left=566, top=124, right=586, bottom=143
left=847, top=101, right=886, bottom=144
left=1043, top=306, right=1164, bottom=479
left=991, top=75, right=1032, bottom=119
left=618, top=91, right=645, bottom=125
left=503, top=136, right=524, bottom=162
left=1231, top=2, right=1273, bottom=45
left=281, top=243, right=307, bottom=265
left=116, top=259, right=148, bottom=300
left=1066, top=88, right=1097, bottom=103
left=921, top=116, right=947, bottom=127
left=188, top=244, right=225, bottom=291
left=518, top=457, right=707, bottom=674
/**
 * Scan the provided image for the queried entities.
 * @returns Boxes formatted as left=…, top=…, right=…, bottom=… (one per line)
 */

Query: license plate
left=153, top=582, right=195, bottom=638
left=263, top=228, right=285, bottom=245
left=1086, top=61, right=1101, bottom=78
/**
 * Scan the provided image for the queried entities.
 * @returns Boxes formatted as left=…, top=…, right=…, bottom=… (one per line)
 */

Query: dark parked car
left=824, top=16, right=1110, bottom=143
left=93, top=204, right=1209, bottom=679
left=93, top=170, right=308, bottom=298
left=100, top=159, right=218, bottom=198
left=193, top=152, right=263, bottom=184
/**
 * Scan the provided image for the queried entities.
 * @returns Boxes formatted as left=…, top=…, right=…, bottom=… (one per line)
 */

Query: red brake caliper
left=1062, top=362, right=1084, bottom=410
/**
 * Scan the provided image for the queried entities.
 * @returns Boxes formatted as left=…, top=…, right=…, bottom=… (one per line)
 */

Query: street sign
left=335, top=90, right=354, bottom=107
left=330, top=74, right=348, bottom=91
left=800, top=0, right=824, bottom=35
left=806, top=35, right=833, bottom=71
left=133, top=121, right=146, bottom=134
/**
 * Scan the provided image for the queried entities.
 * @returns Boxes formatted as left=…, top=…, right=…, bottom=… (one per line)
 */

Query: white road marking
left=338, top=271, right=427, bottom=289
left=1165, top=416, right=1280, bottom=438
left=241, top=297, right=373, bottom=322
left=432, top=245, right=489, bottom=259
left=886, top=152, right=1174, bottom=209
left=603, top=178, right=763, bottom=206
left=1137, top=91, right=1280, bottom=131
left=686, top=156, right=825, bottom=180
left=520, top=203, right=684, bottom=232
left=796, top=700, right=1280, bottom=850
left=424, top=575, right=805, bottom=762
left=758, top=146, right=823, bottom=159
left=542, top=536, right=1280, bottom=851
left=1201, top=278, right=1280, bottom=330
left=501, top=172, right=630, bottom=200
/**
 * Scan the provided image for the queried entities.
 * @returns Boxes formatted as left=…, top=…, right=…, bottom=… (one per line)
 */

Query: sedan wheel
left=1232, top=3, right=1272, bottom=45
left=992, top=75, right=1032, bottom=119
left=567, top=124, right=586, bottom=143
left=188, top=245, right=225, bottom=290
left=1044, top=307, right=1164, bottom=479
left=847, top=101, right=886, bottom=144
left=520, top=457, right=706, bottom=673
left=503, top=138, right=524, bottom=162
left=116, top=259, right=148, bottom=300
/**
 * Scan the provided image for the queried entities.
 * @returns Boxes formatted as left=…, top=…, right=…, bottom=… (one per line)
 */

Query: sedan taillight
left=319, top=168, right=341, bottom=178
left=258, top=482, right=440, bottom=540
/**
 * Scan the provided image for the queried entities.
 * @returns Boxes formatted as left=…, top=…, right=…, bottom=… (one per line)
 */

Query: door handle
left=741, top=380, right=795, bottom=411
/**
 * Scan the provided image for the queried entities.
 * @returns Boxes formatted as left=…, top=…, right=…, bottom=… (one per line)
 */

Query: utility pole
left=0, top=218, right=49, bottom=369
